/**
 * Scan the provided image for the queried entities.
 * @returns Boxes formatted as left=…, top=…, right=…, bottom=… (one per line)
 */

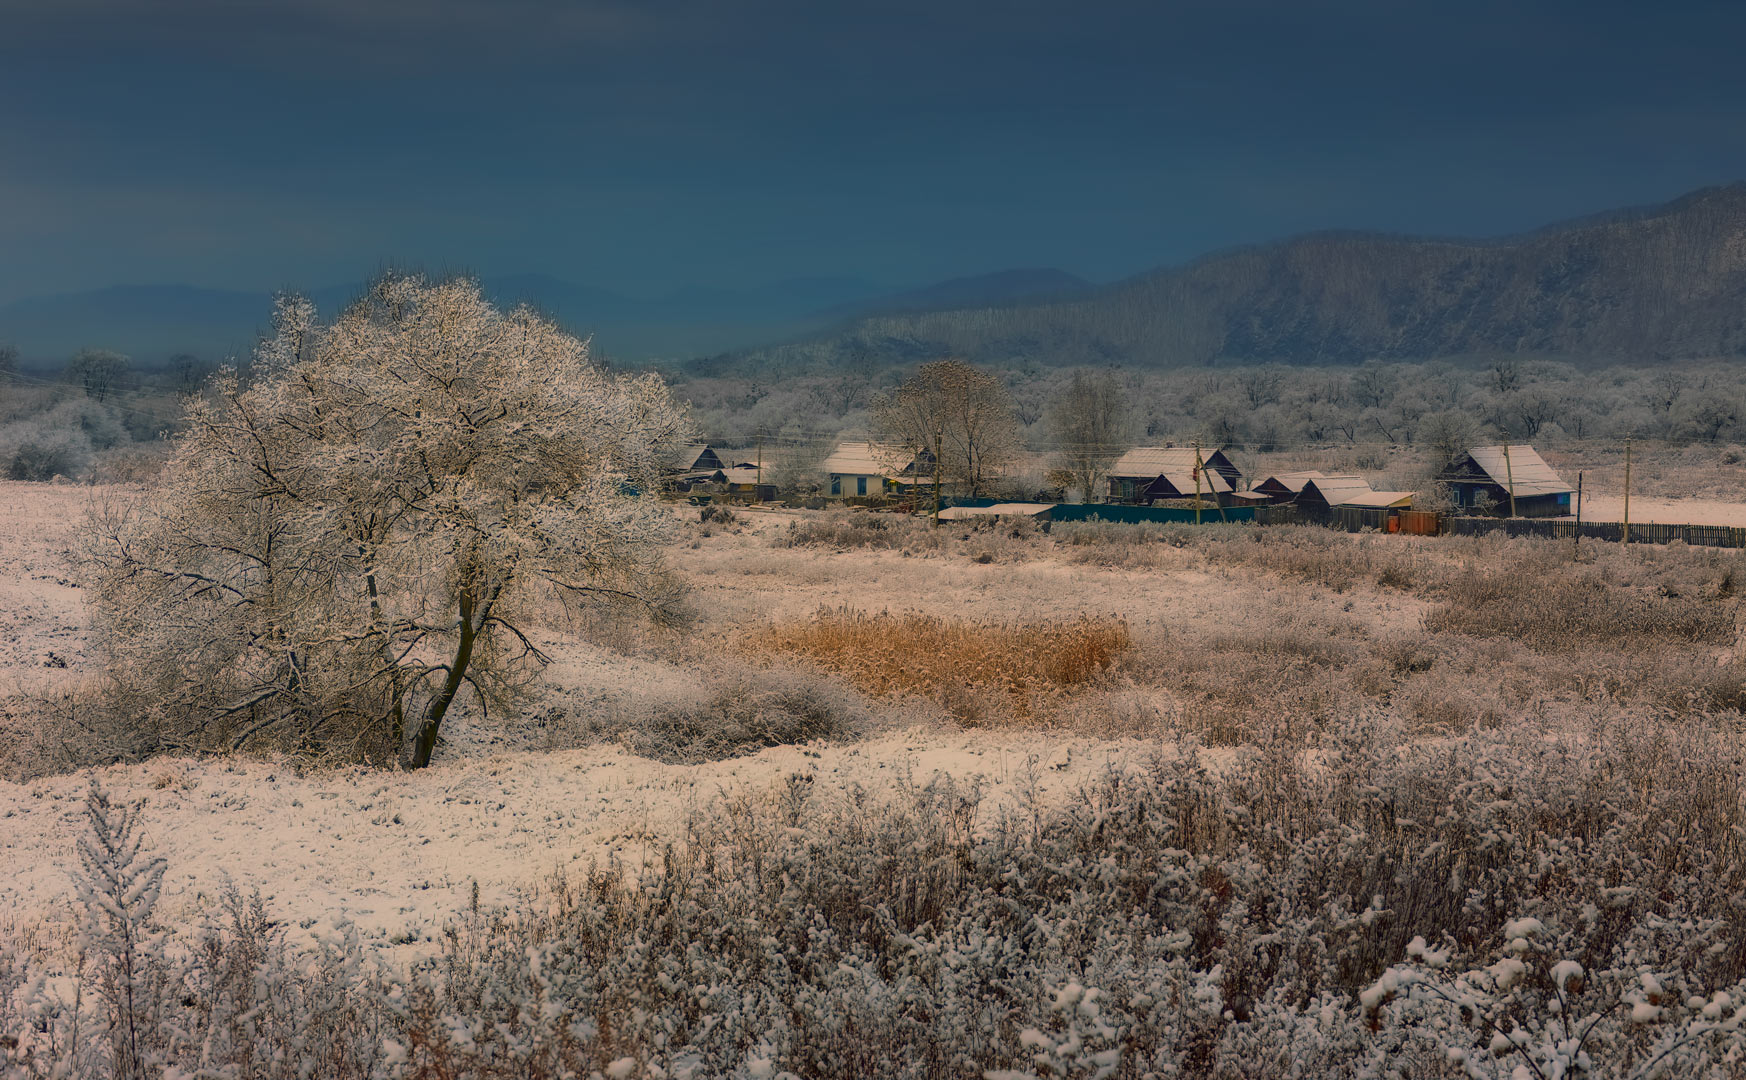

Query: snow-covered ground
left=0, top=485, right=1207, bottom=956
left=2, top=726, right=1170, bottom=953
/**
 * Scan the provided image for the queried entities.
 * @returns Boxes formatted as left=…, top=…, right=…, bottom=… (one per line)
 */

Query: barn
left=1436, top=445, right=1573, bottom=518
left=1107, top=446, right=1242, bottom=504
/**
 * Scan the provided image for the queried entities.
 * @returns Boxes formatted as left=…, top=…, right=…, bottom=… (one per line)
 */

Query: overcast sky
left=3, top=0, right=1745, bottom=303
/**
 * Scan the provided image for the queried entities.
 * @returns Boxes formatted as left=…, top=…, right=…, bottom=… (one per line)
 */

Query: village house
left=819, top=441, right=897, bottom=499
left=1106, top=446, right=1243, bottom=504
left=1436, top=445, right=1573, bottom=517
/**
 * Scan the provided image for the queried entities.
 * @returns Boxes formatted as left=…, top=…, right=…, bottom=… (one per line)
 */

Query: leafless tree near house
left=871, top=358, right=1020, bottom=497
left=83, top=274, right=691, bottom=769
left=1046, top=369, right=1129, bottom=502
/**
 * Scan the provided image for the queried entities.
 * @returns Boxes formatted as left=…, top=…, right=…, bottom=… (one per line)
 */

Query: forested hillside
left=714, top=184, right=1746, bottom=375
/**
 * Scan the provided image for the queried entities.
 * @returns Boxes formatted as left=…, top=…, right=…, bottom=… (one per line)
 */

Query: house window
left=830, top=476, right=841, bottom=496
left=857, top=476, right=867, bottom=496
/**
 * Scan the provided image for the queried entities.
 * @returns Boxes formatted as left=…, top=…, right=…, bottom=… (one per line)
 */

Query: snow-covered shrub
left=43, top=399, right=128, bottom=452
left=6, top=721, right=1743, bottom=1078
left=1, top=419, right=92, bottom=481
left=613, top=665, right=872, bottom=762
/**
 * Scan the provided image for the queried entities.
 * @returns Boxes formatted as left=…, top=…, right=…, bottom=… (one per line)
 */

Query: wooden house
left=819, top=441, right=897, bottom=499
left=1436, top=445, right=1573, bottom=517
left=1107, top=446, right=1242, bottom=504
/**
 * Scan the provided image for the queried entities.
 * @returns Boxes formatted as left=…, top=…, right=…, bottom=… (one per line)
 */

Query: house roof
left=672, top=444, right=717, bottom=470
left=1456, top=445, right=1574, bottom=497
left=819, top=441, right=900, bottom=476
left=1226, top=490, right=1275, bottom=502
left=1109, top=446, right=1229, bottom=479
left=936, top=502, right=1054, bottom=520
left=1300, top=475, right=1374, bottom=506
left=1148, top=469, right=1233, bottom=496
left=1255, top=470, right=1325, bottom=493
left=1339, top=490, right=1416, bottom=509
left=721, top=465, right=765, bottom=485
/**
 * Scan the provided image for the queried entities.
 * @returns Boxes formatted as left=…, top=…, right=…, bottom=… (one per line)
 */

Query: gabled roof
left=1109, top=446, right=1230, bottom=479
left=820, top=441, right=901, bottom=476
left=1299, top=475, right=1374, bottom=506
left=1449, top=445, right=1574, bottom=497
left=1255, top=470, right=1325, bottom=494
left=672, top=444, right=721, bottom=470
left=1339, top=490, right=1416, bottom=509
left=1155, top=470, right=1233, bottom=496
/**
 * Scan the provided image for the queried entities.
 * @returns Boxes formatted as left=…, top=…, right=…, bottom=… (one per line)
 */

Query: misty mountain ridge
left=0, top=268, right=1084, bottom=367
left=717, top=182, right=1746, bottom=376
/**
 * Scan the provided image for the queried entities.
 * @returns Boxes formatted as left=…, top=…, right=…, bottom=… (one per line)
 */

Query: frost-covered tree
left=85, top=274, right=691, bottom=769
left=66, top=348, right=130, bottom=403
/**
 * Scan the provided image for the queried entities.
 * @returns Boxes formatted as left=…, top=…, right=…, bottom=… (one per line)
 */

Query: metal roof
left=1148, top=470, right=1233, bottom=496
left=1109, top=446, right=1228, bottom=479
left=1255, top=470, right=1325, bottom=493
left=1460, top=445, right=1574, bottom=497
left=819, top=441, right=900, bottom=476
left=1299, top=475, right=1374, bottom=505
left=1339, top=490, right=1416, bottom=509
left=936, top=502, right=1054, bottom=520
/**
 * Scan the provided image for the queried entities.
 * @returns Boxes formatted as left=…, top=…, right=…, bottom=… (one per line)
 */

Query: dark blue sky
left=4, top=0, right=1746, bottom=304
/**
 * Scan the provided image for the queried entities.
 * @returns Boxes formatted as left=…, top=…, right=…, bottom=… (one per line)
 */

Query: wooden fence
left=1444, top=516, right=1746, bottom=547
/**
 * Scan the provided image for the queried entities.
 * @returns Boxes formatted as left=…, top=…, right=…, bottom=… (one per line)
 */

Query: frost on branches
left=83, top=274, right=691, bottom=768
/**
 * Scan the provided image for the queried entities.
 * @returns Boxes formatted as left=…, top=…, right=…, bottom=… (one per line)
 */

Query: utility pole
left=1502, top=443, right=1517, bottom=518
left=756, top=432, right=763, bottom=492
left=932, top=430, right=942, bottom=528
left=1574, top=472, right=1583, bottom=558
left=1193, top=437, right=1203, bottom=525
left=1623, top=437, right=1632, bottom=544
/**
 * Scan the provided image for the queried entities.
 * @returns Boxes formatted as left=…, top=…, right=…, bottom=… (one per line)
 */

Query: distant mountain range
left=11, top=184, right=1746, bottom=374
left=716, top=183, right=1746, bottom=375
left=0, top=268, right=1091, bottom=368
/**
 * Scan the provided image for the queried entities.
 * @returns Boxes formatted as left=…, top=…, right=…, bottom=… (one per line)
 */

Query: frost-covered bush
left=9, top=724, right=1742, bottom=1078
left=614, top=665, right=872, bottom=762
left=1, top=420, right=92, bottom=481
left=43, top=399, right=128, bottom=452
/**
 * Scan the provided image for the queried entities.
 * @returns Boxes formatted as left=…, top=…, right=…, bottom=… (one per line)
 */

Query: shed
left=1107, top=446, right=1242, bottom=502
left=1250, top=470, right=1326, bottom=503
left=1437, top=445, right=1573, bottom=517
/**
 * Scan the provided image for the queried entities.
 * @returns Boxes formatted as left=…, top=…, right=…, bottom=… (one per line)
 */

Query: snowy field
left=1, top=477, right=1740, bottom=957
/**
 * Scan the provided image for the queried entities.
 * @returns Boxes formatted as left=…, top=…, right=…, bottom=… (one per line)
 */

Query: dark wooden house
left=1436, top=445, right=1573, bottom=517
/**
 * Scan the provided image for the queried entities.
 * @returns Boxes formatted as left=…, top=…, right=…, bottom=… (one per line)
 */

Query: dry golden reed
left=757, top=606, right=1131, bottom=722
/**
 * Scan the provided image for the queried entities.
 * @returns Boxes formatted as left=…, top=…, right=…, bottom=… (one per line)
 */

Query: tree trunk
left=404, top=587, right=493, bottom=770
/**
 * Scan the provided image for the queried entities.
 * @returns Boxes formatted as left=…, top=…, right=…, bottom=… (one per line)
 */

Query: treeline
left=672, top=355, right=1746, bottom=453
left=0, top=346, right=215, bottom=481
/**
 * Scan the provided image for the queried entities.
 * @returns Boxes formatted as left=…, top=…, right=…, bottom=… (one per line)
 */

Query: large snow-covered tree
left=86, top=274, right=690, bottom=768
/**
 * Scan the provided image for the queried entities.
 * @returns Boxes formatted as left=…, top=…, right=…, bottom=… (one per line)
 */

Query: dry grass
left=757, top=605, right=1130, bottom=722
